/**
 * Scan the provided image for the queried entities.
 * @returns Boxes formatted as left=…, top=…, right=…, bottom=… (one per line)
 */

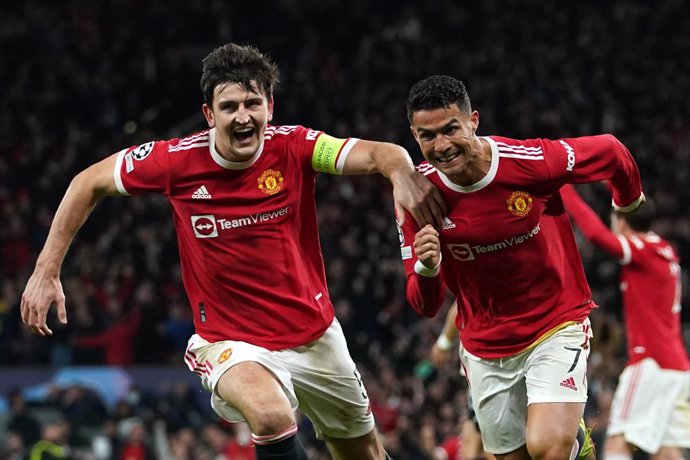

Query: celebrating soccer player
left=561, top=185, right=690, bottom=460
left=398, top=75, right=646, bottom=460
left=20, top=43, right=446, bottom=460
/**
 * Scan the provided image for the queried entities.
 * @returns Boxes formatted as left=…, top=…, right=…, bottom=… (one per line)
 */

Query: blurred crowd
left=1, top=0, right=689, bottom=458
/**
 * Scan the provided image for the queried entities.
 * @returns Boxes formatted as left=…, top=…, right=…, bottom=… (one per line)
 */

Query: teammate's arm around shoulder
left=21, top=154, right=121, bottom=336
left=342, top=139, right=447, bottom=228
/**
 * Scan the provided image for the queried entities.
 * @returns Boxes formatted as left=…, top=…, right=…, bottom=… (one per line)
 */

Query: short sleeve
left=114, top=140, right=170, bottom=196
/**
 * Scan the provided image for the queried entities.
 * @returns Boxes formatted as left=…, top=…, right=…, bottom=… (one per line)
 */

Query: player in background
left=429, top=300, right=493, bottom=460
left=561, top=185, right=690, bottom=460
left=20, top=43, right=446, bottom=460
left=399, top=75, right=645, bottom=460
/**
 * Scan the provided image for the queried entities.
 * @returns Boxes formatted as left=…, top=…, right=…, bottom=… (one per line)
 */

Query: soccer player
left=561, top=185, right=690, bottom=460
left=20, top=43, right=446, bottom=460
left=399, top=75, right=645, bottom=460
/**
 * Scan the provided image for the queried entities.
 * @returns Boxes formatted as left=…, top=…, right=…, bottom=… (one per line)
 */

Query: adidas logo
left=192, top=185, right=212, bottom=199
left=560, top=376, right=578, bottom=391
left=442, top=216, right=456, bottom=230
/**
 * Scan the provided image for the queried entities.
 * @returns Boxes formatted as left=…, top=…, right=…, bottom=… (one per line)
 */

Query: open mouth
left=233, top=127, right=255, bottom=142
left=436, top=151, right=462, bottom=164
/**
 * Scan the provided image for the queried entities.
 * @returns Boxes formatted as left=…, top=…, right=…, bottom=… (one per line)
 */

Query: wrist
left=414, top=254, right=442, bottom=277
left=436, top=334, right=454, bottom=351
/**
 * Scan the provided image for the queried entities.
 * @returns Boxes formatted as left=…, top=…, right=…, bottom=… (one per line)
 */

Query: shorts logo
left=448, top=243, right=475, bottom=261
left=191, top=215, right=218, bottom=238
left=559, top=376, right=578, bottom=391
left=217, top=348, right=233, bottom=364
left=258, top=169, right=284, bottom=195
left=506, top=191, right=533, bottom=217
left=131, top=141, right=154, bottom=160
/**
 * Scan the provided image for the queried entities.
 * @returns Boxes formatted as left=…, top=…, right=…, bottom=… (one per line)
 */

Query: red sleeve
left=560, top=185, right=625, bottom=259
left=397, top=211, right=446, bottom=317
left=544, top=134, right=643, bottom=209
left=114, top=140, right=170, bottom=196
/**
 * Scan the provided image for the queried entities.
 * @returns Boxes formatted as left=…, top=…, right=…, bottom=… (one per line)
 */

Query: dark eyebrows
left=416, top=119, right=459, bottom=135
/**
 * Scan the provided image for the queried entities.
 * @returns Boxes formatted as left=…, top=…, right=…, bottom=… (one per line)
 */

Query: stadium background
left=1, top=0, right=689, bottom=458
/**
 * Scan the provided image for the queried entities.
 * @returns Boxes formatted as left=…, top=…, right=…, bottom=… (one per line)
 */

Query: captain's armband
left=311, top=134, right=358, bottom=174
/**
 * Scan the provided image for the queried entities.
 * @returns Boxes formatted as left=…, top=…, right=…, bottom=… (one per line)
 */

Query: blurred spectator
left=29, top=418, right=71, bottom=460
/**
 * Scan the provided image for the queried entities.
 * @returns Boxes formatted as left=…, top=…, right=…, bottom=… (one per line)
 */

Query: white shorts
left=460, top=320, right=592, bottom=455
left=607, top=358, right=690, bottom=453
left=184, top=318, right=374, bottom=439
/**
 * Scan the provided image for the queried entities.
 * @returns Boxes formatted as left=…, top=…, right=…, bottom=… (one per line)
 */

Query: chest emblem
left=506, top=191, right=533, bottom=217
left=258, top=169, right=284, bottom=195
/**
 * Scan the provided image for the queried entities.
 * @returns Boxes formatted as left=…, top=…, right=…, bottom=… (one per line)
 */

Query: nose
left=236, top=105, right=250, bottom=124
left=434, top=134, right=451, bottom=154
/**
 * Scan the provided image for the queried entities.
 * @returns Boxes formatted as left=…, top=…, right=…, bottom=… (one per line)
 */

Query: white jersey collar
left=437, top=136, right=499, bottom=193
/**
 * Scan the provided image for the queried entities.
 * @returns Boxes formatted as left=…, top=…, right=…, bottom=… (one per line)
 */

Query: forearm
left=440, top=303, right=459, bottom=342
left=36, top=157, right=118, bottom=274
left=370, top=142, right=415, bottom=181
left=406, top=272, right=445, bottom=318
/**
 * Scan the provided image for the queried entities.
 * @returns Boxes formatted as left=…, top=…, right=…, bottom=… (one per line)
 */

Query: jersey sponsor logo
left=192, top=185, right=212, bottom=199
left=506, top=190, right=533, bottom=217
left=217, top=348, right=233, bottom=364
left=191, top=207, right=290, bottom=238
left=125, top=152, right=134, bottom=173
left=448, top=243, right=475, bottom=261
left=218, top=207, right=289, bottom=230
left=257, top=169, right=284, bottom=195
left=559, top=140, right=576, bottom=172
left=448, top=223, right=541, bottom=261
left=131, top=141, right=154, bottom=160
left=306, top=129, right=319, bottom=141
left=191, top=215, right=218, bottom=238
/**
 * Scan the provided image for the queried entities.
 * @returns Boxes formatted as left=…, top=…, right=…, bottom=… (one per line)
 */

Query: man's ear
left=267, top=97, right=274, bottom=122
left=202, top=103, right=215, bottom=128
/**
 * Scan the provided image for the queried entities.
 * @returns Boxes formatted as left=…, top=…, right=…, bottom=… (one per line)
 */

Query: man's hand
left=20, top=270, right=67, bottom=336
left=414, top=224, right=441, bottom=268
left=430, top=342, right=456, bottom=370
left=391, top=170, right=446, bottom=228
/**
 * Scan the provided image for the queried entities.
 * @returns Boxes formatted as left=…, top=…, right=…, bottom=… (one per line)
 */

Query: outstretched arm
left=560, top=184, right=626, bottom=260
left=342, top=140, right=446, bottom=228
left=21, top=154, right=120, bottom=336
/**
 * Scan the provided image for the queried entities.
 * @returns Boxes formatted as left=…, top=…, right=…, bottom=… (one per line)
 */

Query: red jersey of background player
left=561, top=185, right=690, bottom=371
left=114, top=125, right=359, bottom=350
left=399, top=134, right=643, bottom=359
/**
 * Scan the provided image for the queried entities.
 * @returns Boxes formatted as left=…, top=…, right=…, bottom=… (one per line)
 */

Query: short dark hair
left=406, top=75, right=472, bottom=123
left=200, top=43, right=280, bottom=105
left=620, top=198, right=656, bottom=232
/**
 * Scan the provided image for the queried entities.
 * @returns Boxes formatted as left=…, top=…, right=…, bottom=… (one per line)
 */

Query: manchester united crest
left=506, top=191, right=533, bottom=217
left=217, top=348, right=233, bottom=364
left=257, top=169, right=284, bottom=195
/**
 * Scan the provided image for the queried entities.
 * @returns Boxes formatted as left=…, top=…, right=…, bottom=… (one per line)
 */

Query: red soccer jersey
left=113, top=125, right=359, bottom=349
left=562, top=185, right=690, bottom=370
left=399, top=135, right=643, bottom=359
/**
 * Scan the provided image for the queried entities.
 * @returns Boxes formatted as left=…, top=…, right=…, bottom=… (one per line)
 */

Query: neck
left=448, top=138, right=492, bottom=186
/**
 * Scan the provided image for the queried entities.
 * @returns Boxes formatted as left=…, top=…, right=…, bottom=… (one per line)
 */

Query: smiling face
left=410, top=103, right=486, bottom=183
left=202, top=81, right=274, bottom=162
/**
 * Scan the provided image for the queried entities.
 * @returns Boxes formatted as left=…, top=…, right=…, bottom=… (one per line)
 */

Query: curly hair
left=200, top=43, right=280, bottom=105
left=406, top=75, right=471, bottom=123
